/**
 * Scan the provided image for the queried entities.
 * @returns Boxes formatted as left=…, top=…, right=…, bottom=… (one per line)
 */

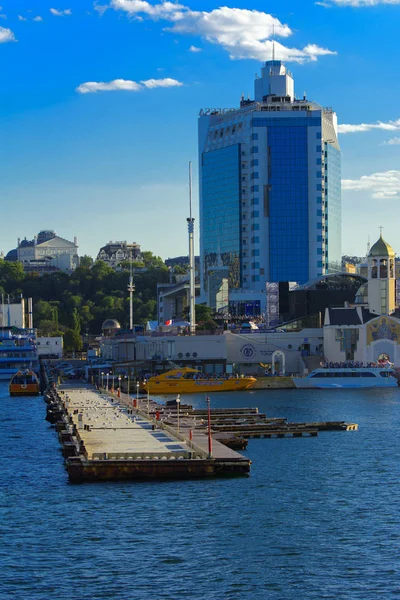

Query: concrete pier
left=50, top=383, right=250, bottom=482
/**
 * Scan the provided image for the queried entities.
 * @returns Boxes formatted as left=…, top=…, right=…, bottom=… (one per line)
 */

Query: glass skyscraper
left=198, top=60, right=341, bottom=313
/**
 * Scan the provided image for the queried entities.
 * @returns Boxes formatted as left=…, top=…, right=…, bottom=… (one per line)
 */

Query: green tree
left=63, top=328, right=83, bottom=351
left=79, top=255, right=93, bottom=269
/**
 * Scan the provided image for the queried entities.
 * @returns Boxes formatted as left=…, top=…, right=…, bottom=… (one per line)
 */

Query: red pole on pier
left=206, top=395, right=212, bottom=458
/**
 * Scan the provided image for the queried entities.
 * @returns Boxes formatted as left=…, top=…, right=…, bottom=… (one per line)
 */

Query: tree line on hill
left=0, top=252, right=170, bottom=350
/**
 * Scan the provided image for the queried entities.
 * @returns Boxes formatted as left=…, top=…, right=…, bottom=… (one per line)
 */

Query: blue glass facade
left=267, top=126, right=309, bottom=283
left=201, top=144, right=242, bottom=290
left=325, top=143, right=342, bottom=273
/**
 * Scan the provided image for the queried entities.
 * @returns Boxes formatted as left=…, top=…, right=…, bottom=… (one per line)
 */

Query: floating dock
left=45, top=383, right=251, bottom=483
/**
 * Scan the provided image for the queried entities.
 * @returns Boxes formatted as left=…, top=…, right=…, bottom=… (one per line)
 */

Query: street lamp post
left=118, top=375, right=121, bottom=398
left=136, top=381, right=139, bottom=406
left=147, top=382, right=150, bottom=415
left=206, top=395, right=212, bottom=458
left=106, top=372, right=109, bottom=391
left=176, top=394, right=180, bottom=433
left=101, top=372, right=104, bottom=388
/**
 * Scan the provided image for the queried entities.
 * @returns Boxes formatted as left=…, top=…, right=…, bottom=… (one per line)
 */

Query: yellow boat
left=142, top=367, right=256, bottom=395
left=9, top=370, right=40, bottom=397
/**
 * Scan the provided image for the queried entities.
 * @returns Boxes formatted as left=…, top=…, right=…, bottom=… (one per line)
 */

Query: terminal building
left=198, top=58, right=341, bottom=316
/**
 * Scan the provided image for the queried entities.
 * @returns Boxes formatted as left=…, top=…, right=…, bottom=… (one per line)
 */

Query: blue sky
left=1, top=0, right=400, bottom=261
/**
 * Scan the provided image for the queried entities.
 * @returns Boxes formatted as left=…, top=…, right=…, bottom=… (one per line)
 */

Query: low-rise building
left=36, top=336, right=63, bottom=358
left=100, top=327, right=322, bottom=375
left=6, top=230, right=79, bottom=272
left=96, top=241, right=141, bottom=268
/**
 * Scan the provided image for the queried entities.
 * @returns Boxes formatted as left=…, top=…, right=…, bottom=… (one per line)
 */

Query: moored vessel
left=9, top=370, right=40, bottom=396
left=293, top=367, right=398, bottom=389
left=0, top=327, right=39, bottom=381
left=142, top=367, right=256, bottom=395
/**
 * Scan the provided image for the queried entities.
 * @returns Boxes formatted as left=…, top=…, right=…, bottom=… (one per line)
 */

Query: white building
left=9, top=230, right=79, bottom=271
left=324, top=234, right=400, bottom=366
left=100, top=328, right=322, bottom=375
left=0, top=302, right=25, bottom=328
left=36, top=336, right=63, bottom=358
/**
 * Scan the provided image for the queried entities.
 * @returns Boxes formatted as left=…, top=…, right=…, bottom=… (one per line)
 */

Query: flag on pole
left=165, top=319, right=173, bottom=326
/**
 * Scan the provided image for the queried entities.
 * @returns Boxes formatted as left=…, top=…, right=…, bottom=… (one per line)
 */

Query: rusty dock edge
left=66, top=456, right=250, bottom=483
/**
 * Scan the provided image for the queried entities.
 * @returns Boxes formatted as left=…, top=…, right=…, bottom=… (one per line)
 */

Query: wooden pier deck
left=47, top=383, right=250, bottom=482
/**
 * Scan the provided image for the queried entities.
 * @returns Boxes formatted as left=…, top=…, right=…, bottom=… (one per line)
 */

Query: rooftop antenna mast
left=272, top=22, right=275, bottom=61
left=187, top=162, right=196, bottom=336
left=128, top=251, right=135, bottom=331
left=367, top=234, right=371, bottom=256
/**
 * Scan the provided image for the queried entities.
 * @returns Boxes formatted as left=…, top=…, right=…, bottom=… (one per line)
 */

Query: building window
left=251, top=172, right=259, bottom=179
left=251, top=211, right=259, bottom=218
left=251, top=146, right=259, bottom=153
left=252, top=133, right=258, bottom=140
left=251, top=185, right=259, bottom=192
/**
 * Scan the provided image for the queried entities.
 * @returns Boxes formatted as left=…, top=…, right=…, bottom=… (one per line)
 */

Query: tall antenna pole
left=272, top=22, right=275, bottom=61
left=187, top=162, right=196, bottom=336
left=128, top=251, right=135, bottom=331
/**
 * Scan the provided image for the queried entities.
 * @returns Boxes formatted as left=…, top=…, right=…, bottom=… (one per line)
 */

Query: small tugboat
left=9, top=370, right=40, bottom=396
left=142, top=367, right=256, bottom=395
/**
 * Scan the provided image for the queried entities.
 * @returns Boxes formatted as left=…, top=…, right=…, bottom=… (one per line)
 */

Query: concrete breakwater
left=44, top=383, right=251, bottom=483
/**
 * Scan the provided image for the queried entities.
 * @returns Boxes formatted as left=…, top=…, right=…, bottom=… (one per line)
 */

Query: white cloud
left=342, top=170, right=400, bottom=198
left=50, top=8, right=72, bottom=16
left=338, top=118, right=400, bottom=134
left=110, top=0, right=185, bottom=18
left=76, top=77, right=183, bottom=93
left=141, top=77, right=183, bottom=88
left=109, top=2, right=336, bottom=63
left=18, top=15, right=27, bottom=21
left=384, top=137, right=400, bottom=145
left=324, top=1, right=400, bottom=5
left=0, top=26, right=16, bottom=43
left=189, top=45, right=201, bottom=52
left=34, top=16, right=43, bottom=22
left=94, top=3, right=109, bottom=15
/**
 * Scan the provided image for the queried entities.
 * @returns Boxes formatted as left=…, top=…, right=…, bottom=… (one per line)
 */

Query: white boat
left=293, top=367, right=398, bottom=389
left=0, top=327, right=39, bottom=381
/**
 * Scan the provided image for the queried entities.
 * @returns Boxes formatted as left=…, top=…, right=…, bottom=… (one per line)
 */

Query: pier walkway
left=53, top=383, right=250, bottom=482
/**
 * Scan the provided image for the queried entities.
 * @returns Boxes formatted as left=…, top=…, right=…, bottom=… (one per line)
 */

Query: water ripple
left=0, top=385, right=400, bottom=599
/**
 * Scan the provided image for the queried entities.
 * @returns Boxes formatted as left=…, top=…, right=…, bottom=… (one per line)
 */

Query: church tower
left=368, top=233, right=396, bottom=316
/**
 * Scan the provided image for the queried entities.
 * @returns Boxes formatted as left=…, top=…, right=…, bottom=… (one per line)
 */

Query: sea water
left=0, top=383, right=399, bottom=600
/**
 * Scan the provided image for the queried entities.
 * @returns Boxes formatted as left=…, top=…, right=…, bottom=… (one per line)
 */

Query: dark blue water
left=1, top=383, right=400, bottom=600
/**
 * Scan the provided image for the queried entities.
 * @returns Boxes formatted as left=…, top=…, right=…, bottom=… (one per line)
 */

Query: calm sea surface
left=1, top=383, right=400, bottom=600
